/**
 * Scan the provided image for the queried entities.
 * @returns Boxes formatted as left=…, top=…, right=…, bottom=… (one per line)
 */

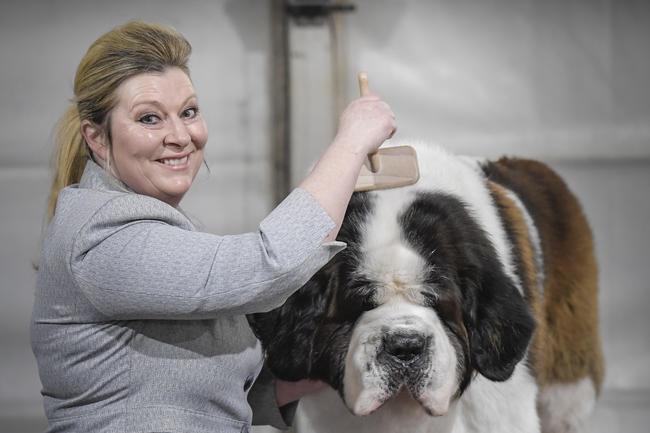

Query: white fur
left=297, top=361, right=539, bottom=433
left=456, top=361, right=540, bottom=433
left=296, top=387, right=459, bottom=433
left=537, top=378, right=597, bottom=433
left=342, top=299, right=459, bottom=416
left=357, top=188, right=431, bottom=306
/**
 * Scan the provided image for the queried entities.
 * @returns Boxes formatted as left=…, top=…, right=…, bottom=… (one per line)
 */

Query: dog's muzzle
left=343, top=301, right=459, bottom=417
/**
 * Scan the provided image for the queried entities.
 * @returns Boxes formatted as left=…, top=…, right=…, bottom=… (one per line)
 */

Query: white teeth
left=160, top=156, right=189, bottom=166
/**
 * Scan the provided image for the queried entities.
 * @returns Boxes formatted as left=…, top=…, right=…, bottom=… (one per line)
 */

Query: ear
left=468, top=266, right=535, bottom=381
left=247, top=267, right=334, bottom=381
left=81, top=119, right=109, bottom=164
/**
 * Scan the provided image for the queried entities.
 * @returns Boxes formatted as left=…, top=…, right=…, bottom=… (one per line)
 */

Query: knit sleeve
left=70, top=188, right=346, bottom=319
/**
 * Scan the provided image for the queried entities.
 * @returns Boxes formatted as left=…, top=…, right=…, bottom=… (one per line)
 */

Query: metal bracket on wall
left=286, top=0, right=356, bottom=26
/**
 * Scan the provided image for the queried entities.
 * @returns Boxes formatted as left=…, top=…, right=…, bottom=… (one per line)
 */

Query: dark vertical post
left=271, top=0, right=292, bottom=205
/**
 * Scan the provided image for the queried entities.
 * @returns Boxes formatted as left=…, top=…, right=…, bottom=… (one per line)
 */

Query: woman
left=31, top=21, right=395, bottom=433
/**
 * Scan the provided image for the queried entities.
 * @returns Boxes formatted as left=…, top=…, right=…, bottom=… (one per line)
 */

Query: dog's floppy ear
left=465, top=265, right=535, bottom=381
left=247, top=266, right=333, bottom=381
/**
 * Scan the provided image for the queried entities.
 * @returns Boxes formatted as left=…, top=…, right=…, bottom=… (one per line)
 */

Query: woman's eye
left=139, top=114, right=160, bottom=125
left=182, top=107, right=198, bottom=119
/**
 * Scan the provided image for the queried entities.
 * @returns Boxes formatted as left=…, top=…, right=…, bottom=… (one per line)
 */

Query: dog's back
left=483, top=157, right=604, bottom=433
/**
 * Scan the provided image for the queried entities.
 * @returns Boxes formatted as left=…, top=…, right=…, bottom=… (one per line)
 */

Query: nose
left=164, top=117, right=191, bottom=147
left=383, top=332, right=426, bottom=363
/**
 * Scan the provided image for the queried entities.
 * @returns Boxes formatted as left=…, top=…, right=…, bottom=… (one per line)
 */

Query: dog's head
left=249, top=156, right=535, bottom=417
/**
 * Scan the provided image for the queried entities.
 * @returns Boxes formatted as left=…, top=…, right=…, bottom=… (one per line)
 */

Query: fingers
left=388, top=125, right=397, bottom=139
left=349, top=95, right=393, bottom=118
left=333, top=92, right=397, bottom=155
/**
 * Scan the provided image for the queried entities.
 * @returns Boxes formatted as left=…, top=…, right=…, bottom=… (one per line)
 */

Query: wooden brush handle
left=358, top=72, right=370, bottom=97
left=357, top=72, right=381, bottom=172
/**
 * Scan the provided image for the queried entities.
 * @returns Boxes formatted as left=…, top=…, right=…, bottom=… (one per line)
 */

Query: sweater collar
left=78, top=159, right=133, bottom=194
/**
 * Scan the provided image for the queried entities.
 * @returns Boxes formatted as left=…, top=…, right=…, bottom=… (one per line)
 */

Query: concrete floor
left=587, top=389, right=650, bottom=432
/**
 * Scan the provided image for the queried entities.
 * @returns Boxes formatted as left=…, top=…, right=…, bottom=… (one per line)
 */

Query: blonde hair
left=47, top=21, right=192, bottom=220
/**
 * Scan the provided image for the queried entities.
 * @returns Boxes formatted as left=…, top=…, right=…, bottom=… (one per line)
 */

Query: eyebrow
left=130, top=94, right=198, bottom=111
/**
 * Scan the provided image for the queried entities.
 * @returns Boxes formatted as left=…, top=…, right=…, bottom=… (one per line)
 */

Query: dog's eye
left=348, top=279, right=375, bottom=296
left=334, top=279, right=378, bottom=319
left=420, top=290, right=438, bottom=307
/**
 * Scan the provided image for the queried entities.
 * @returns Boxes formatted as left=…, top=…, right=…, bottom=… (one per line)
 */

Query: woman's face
left=107, top=67, right=208, bottom=206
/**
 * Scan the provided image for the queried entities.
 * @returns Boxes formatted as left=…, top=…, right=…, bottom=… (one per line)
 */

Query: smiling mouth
left=157, top=154, right=190, bottom=168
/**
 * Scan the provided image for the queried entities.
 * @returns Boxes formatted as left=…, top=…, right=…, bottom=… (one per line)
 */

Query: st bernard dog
left=249, top=143, right=604, bottom=433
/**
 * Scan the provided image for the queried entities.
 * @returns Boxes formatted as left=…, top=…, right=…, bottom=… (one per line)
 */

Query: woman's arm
left=300, top=94, right=396, bottom=241
left=69, top=189, right=343, bottom=320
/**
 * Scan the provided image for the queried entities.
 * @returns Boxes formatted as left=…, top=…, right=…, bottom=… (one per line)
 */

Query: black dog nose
left=383, top=333, right=426, bottom=362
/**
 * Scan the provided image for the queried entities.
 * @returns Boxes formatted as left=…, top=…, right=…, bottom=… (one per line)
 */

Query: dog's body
left=250, top=143, right=604, bottom=433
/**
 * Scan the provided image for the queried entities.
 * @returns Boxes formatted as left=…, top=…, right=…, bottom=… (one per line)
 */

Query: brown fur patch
left=487, top=181, right=547, bottom=379
left=484, top=158, right=604, bottom=393
left=487, top=182, right=541, bottom=307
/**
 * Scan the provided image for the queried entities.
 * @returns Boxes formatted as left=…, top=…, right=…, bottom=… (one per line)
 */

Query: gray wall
left=1, top=0, right=649, bottom=432
left=339, top=0, right=650, bottom=393
left=343, top=0, right=650, bottom=160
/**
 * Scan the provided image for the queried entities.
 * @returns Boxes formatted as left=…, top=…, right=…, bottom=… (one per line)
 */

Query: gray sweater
left=31, top=160, right=345, bottom=433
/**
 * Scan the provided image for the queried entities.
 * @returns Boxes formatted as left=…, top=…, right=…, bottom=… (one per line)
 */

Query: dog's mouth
left=396, top=386, right=452, bottom=417
left=343, top=337, right=460, bottom=418
left=345, top=361, right=455, bottom=417
left=342, top=305, right=461, bottom=419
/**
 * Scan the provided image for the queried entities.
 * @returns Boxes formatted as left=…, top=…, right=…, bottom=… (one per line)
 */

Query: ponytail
left=47, top=105, right=88, bottom=221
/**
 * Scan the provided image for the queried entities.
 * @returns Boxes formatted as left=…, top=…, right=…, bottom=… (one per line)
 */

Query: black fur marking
left=248, top=192, right=375, bottom=387
left=399, top=192, right=535, bottom=384
left=247, top=268, right=333, bottom=381
left=481, top=179, right=541, bottom=376
left=250, top=189, right=535, bottom=400
left=331, top=193, right=380, bottom=320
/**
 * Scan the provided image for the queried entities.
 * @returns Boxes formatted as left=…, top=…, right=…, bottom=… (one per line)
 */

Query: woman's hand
left=299, top=92, right=397, bottom=242
left=275, top=378, right=328, bottom=406
left=333, top=94, right=397, bottom=156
